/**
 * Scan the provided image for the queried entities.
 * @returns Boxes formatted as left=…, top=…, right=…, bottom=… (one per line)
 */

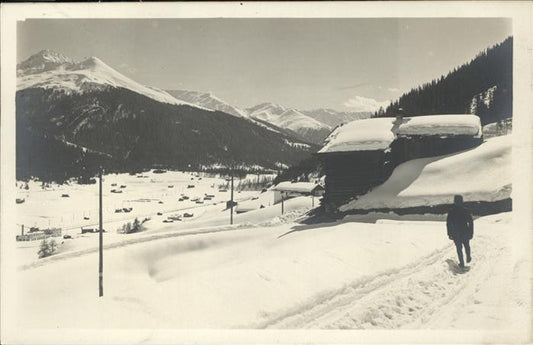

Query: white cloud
left=343, top=95, right=390, bottom=112
left=388, top=87, right=400, bottom=92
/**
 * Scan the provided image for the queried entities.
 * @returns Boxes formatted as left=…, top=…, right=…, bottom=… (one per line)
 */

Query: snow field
left=14, top=214, right=493, bottom=329
left=15, top=170, right=258, bottom=231
left=16, top=196, right=315, bottom=269
left=14, top=171, right=269, bottom=265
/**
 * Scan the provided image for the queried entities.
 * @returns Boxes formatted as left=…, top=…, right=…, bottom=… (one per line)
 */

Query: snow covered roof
left=318, top=114, right=482, bottom=154
left=318, top=118, right=396, bottom=154
left=395, top=114, right=482, bottom=137
left=272, top=182, right=324, bottom=194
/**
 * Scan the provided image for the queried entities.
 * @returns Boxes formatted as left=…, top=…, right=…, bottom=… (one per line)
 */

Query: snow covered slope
left=17, top=50, right=203, bottom=109
left=11, top=211, right=529, bottom=334
left=340, top=135, right=511, bottom=211
left=166, top=89, right=248, bottom=117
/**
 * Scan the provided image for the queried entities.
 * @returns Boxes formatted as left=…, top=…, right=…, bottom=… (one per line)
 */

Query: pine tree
left=38, top=238, right=57, bottom=258
left=132, top=218, right=142, bottom=233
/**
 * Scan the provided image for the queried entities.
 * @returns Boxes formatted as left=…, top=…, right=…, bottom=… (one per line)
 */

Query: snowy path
left=261, top=222, right=526, bottom=330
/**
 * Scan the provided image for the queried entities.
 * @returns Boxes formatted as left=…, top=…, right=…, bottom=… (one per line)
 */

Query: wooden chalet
left=317, top=114, right=483, bottom=211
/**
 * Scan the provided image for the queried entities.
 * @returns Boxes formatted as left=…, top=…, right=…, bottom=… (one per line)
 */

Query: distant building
left=317, top=114, right=483, bottom=211
left=235, top=182, right=324, bottom=214
left=271, top=181, right=325, bottom=203
left=16, top=227, right=62, bottom=241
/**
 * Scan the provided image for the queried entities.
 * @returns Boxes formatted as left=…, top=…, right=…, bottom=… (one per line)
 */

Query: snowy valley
left=10, top=131, right=529, bottom=331
left=5, top=22, right=529, bottom=345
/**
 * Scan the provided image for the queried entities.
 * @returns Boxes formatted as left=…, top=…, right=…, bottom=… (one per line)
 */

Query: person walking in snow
left=447, top=195, right=474, bottom=268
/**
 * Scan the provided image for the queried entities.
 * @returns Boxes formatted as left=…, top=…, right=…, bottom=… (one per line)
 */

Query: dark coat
left=446, top=205, right=474, bottom=240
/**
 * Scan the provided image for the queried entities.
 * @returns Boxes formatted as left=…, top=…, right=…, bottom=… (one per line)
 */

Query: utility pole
left=281, top=192, right=284, bottom=215
left=98, top=168, right=103, bottom=297
left=230, top=167, right=234, bottom=225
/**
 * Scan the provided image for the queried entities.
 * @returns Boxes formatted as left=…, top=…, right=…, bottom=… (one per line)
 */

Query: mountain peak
left=17, top=49, right=74, bottom=75
left=35, top=49, right=72, bottom=61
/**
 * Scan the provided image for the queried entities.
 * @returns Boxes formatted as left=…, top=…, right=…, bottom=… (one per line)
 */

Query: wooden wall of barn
left=320, top=150, right=393, bottom=211
left=390, top=135, right=483, bottom=166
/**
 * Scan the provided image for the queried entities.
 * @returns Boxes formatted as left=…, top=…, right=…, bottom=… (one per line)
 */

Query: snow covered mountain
left=301, top=108, right=371, bottom=128
left=17, top=49, right=74, bottom=75
left=162, top=90, right=364, bottom=144
left=246, top=103, right=332, bottom=144
left=164, top=91, right=321, bottom=141
left=166, top=89, right=248, bottom=118
left=16, top=50, right=318, bottom=181
left=17, top=50, right=202, bottom=109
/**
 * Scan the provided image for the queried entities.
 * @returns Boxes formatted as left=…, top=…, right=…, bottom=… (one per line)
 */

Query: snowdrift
left=340, top=135, right=511, bottom=211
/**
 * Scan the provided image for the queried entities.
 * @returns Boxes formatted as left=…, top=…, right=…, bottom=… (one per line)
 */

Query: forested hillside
left=16, top=87, right=316, bottom=182
left=377, top=37, right=512, bottom=125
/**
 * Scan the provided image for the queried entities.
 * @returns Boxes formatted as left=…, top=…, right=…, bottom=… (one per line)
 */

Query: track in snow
left=259, top=234, right=498, bottom=329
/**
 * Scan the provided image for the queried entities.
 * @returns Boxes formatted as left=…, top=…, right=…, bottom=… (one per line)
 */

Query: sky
left=18, top=18, right=511, bottom=112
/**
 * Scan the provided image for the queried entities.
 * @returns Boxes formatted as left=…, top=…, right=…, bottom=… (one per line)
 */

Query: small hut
left=234, top=182, right=324, bottom=214
left=272, top=181, right=325, bottom=203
